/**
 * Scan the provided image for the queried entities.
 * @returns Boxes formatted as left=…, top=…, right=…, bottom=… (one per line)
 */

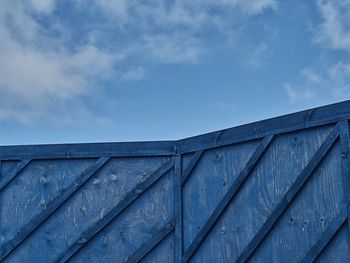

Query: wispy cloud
left=284, top=69, right=319, bottom=103
left=141, top=34, right=205, bottom=64
left=29, top=0, right=56, bottom=14
left=284, top=63, right=350, bottom=103
left=328, top=61, right=350, bottom=98
left=245, top=42, right=268, bottom=68
left=284, top=0, right=350, bottom=103
left=314, top=0, right=350, bottom=53
left=0, top=0, right=277, bottom=124
left=284, top=83, right=317, bottom=103
left=0, top=1, right=122, bottom=124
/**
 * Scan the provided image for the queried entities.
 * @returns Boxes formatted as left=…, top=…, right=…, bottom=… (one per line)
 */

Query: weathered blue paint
left=1, top=100, right=350, bottom=262
left=236, top=125, right=339, bottom=263
left=174, top=154, right=183, bottom=263
left=181, top=150, right=204, bottom=187
left=0, top=159, right=31, bottom=191
left=183, top=135, right=274, bottom=263
left=301, top=208, right=347, bottom=263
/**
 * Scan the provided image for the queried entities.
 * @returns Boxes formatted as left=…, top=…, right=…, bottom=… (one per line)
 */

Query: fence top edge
left=178, top=100, right=350, bottom=153
left=1, top=100, right=349, bottom=158
left=0, top=141, right=177, bottom=160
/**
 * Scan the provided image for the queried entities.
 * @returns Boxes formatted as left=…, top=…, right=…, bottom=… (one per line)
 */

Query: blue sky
left=0, top=0, right=350, bottom=145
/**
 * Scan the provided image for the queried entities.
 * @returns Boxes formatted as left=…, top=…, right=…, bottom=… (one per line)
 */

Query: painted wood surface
left=1, top=100, right=350, bottom=262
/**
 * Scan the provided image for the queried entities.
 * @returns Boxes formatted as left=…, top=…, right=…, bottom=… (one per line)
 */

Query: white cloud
left=0, top=0, right=277, bottom=124
left=314, top=0, right=350, bottom=53
left=328, top=61, right=350, bottom=98
left=88, top=0, right=277, bottom=65
left=29, top=0, right=56, bottom=14
left=0, top=38, right=118, bottom=123
left=0, top=1, right=119, bottom=124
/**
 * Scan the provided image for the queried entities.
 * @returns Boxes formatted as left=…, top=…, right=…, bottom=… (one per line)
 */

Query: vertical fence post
left=339, top=120, right=350, bottom=235
left=174, top=146, right=183, bottom=263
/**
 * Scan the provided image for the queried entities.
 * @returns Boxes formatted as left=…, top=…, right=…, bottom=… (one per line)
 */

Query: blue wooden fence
left=1, top=100, right=350, bottom=262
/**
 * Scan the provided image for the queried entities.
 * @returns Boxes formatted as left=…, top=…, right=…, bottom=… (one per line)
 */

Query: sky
left=0, top=0, right=350, bottom=145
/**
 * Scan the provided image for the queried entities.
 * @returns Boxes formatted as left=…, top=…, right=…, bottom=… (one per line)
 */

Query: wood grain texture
left=56, top=159, right=174, bottom=262
left=182, top=139, right=260, bottom=255
left=181, top=150, right=204, bottom=186
left=0, top=159, right=31, bottom=191
left=186, top=125, right=333, bottom=263
left=69, top=161, right=175, bottom=263
left=142, top=232, right=175, bottom=263
left=2, top=157, right=172, bottom=263
left=0, top=157, right=110, bottom=261
left=339, top=120, right=350, bottom=236
left=301, top=208, right=347, bottom=263
left=236, top=125, right=339, bottom=263
left=183, top=135, right=274, bottom=262
left=125, top=222, right=174, bottom=263
left=0, top=158, right=96, bottom=261
left=317, top=222, right=350, bottom=262
left=252, top=139, right=344, bottom=262
left=174, top=154, right=183, bottom=263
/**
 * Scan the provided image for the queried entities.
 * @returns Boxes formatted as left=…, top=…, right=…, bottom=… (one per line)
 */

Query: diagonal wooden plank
left=0, top=156, right=111, bottom=261
left=236, top=125, right=340, bottom=263
left=0, top=159, right=31, bottom=192
left=126, top=222, right=174, bottom=263
left=183, top=135, right=275, bottom=263
left=339, top=120, right=350, bottom=236
left=301, top=208, right=347, bottom=263
left=181, top=150, right=205, bottom=186
left=55, top=159, right=174, bottom=262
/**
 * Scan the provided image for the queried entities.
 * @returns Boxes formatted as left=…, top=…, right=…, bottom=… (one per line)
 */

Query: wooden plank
left=236, top=124, right=340, bottom=263
left=126, top=222, right=174, bottom=263
left=174, top=154, right=183, bottom=263
left=179, top=100, right=350, bottom=154
left=339, top=120, right=350, bottom=236
left=301, top=208, right=347, bottom=263
left=55, top=159, right=174, bottom=262
left=183, top=135, right=274, bottom=262
left=0, top=141, right=176, bottom=160
left=0, top=157, right=111, bottom=261
left=181, top=150, right=204, bottom=186
left=0, top=159, right=31, bottom=192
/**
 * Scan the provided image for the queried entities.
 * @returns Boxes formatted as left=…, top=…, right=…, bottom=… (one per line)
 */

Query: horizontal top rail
left=0, top=141, right=177, bottom=160
left=1, top=100, right=350, bottom=158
